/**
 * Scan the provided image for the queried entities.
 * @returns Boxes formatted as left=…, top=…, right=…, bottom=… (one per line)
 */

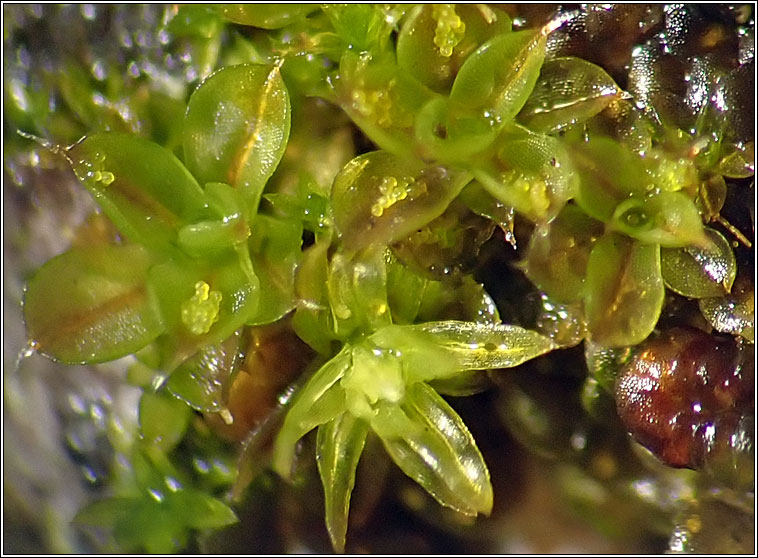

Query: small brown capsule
left=615, top=327, right=753, bottom=473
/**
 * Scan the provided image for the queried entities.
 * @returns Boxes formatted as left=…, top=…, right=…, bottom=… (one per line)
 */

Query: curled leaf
left=24, top=244, right=164, bottom=364
left=184, top=64, right=291, bottom=220
left=371, top=383, right=492, bottom=516
left=661, top=228, right=737, bottom=298
left=316, top=413, right=369, bottom=553
left=584, top=233, right=665, bottom=347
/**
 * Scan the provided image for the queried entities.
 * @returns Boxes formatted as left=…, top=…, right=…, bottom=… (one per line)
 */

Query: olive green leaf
left=584, top=341, right=634, bottom=394
left=369, top=321, right=557, bottom=383
left=24, top=244, right=164, bottom=364
left=397, top=4, right=511, bottom=93
left=272, top=346, right=352, bottom=478
left=518, top=56, right=623, bottom=133
left=584, top=233, right=665, bottom=347
left=69, top=133, right=207, bottom=254
left=371, top=383, right=493, bottom=517
left=216, top=4, right=318, bottom=28
left=184, top=64, right=291, bottom=221
left=449, top=28, right=547, bottom=124
left=168, top=489, right=239, bottom=530
left=316, top=412, right=370, bottom=553
left=661, top=228, right=737, bottom=298
left=331, top=151, right=471, bottom=253
left=139, top=390, right=192, bottom=453
left=699, top=288, right=755, bottom=342
left=524, top=203, right=604, bottom=304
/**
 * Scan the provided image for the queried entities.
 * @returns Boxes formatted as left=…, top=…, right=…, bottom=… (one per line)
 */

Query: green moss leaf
left=610, top=192, right=708, bottom=248
left=216, top=4, right=318, bottom=28
left=331, top=151, right=471, bottom=253
left=474, top=125, right=578, bottom=222
left=518, top=56, right=623, bottom=133
left=139, top=390, right=191, bottom=453
left=69, top=133, right=207, bottom=254
left=248, top=214, right=303, bottom=325
left=371, top=383, right=492, bottom=517
left=147, top=253, right=259, bottom=367
left=272, top=346, right=351, bottom=478
left=184, top=64, right=291, bottom=221
left=166, top=330, right=242, bottom=413
left=397, top=4, right=511, bottom=93
left=524, top=204, right=604, bottom=304
left=316, top=413, right=369, bottom=553
left=584, top=233, right=664, bottom=347
left=449, top=28, right=547, bottom=123
left=661, top=228, right=737, bottom=298
left=370, top=321, right=556, bottom=383
left=24, top=244, right=164, bottom=364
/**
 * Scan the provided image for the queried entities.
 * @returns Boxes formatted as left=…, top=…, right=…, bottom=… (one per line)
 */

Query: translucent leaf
left=699, top=285, right=754, bottom=342
left=518, top=56, right=623, bottom=133
left=216, top=4, right=318, bottom=28
left=584, top=233, right=665, bottom=347
left=139, top=391, right=191, bottom=453
left=184, top=64, right=291, bottom=220
left=610, top=192, right=708, bottom=248
left=333, top=51, right=437, bottom=158
left=397, top=4, right=511, bottom=93
left=166, top=331, right=242, bottom=413
left=316, top=413, right=369, bottom=553
left=449, top=28, right=547, bottom=123
left=69, top=133, right=207, bottom=254
left=322, top=4, right=393, bottom=53
left=24, top=244, right=164, bottom=364
left=331, top=151, right=471, bottom=253
left=369, top=321, right=556, bottom=383
left=272, top=346, right=352, bottom=478
left=248, top=214, right=303, bottom=325
left=371, top=383, right=492, bottom=516
left=414, top=96, right=499, bottom=164
left=569, top=136, right=653, bottom=222
left=524, top=203, right=604, bottom=304
left=661, top=228, right=737, bottom=298
left=474, top=125, right=578, bottom=222
left=291, top=239, right=335, bottom=356
left=584, top=341, right=634, bottom=394
left=327, top=246, right=391, bottom=338
left=386, top=252, right=429, bottom=324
